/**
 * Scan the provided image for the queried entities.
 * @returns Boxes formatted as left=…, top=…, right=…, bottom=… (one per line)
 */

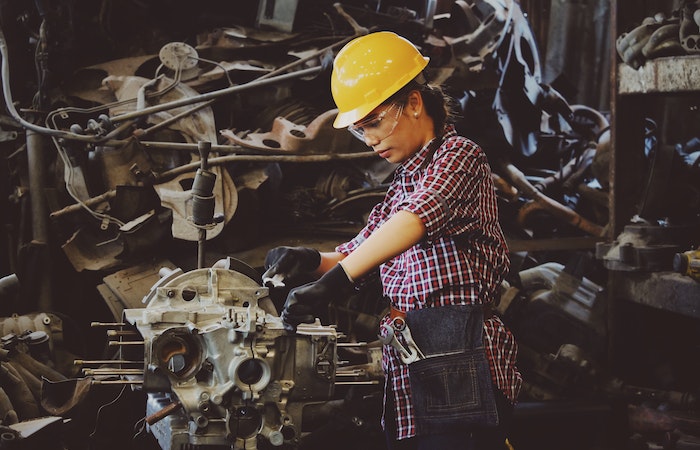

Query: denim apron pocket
left=405, top=304, right=498, bottom=435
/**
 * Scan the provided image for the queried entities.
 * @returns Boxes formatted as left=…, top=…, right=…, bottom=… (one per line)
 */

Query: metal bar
left=110, top=66, right=322, bottom=123
left=83, top=369, right=144, bottom=375
left=91, top=322, right=126, bottom=327
left=91, top=380, right=143, bottom=385
left=108, top=341, right=144, bottom=346
left=75, top=360, right=144, bottom=365
left=106, top=330, right=139, bottom=337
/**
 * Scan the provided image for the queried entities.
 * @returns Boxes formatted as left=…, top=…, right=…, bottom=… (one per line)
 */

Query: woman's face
left=349, top=93, right=434, bottom=164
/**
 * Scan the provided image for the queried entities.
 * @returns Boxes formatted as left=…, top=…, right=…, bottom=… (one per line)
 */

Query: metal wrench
left=379, top=317, right=425, bottom=364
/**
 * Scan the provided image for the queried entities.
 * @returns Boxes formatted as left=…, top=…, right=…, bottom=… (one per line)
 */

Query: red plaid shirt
left=336, top=126, right=522, bottom=440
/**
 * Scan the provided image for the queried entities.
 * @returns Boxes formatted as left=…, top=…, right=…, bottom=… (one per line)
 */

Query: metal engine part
left=121, top=266, right=339, bottom=450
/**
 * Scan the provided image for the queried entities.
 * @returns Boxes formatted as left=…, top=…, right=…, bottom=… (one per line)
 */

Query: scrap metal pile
left=0, top=0, right=697, bottom=449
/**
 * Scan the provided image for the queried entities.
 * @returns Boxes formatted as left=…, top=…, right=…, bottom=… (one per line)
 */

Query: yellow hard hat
left=331, top=31, right=429, bottom=129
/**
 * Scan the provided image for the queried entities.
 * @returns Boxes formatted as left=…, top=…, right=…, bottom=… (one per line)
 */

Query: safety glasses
left=348, top=102, right=404, bottom=142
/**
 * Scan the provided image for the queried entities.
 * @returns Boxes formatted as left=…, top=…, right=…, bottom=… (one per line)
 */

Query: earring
left=413, top=112, right=419, bottom=118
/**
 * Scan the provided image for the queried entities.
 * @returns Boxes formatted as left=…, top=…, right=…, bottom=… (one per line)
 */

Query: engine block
left=121, top=266, right=338, bottom=449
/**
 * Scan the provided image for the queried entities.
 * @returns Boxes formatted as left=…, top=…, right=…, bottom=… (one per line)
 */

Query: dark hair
left=386, top=77, right=458, bottom=136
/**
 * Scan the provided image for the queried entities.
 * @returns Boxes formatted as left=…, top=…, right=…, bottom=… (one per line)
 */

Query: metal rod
left=155, top=151, right=376, bottom=182
left=91, top=380, right=143, bottom=385
left=50, top=190, right=116, bottom=219
left=110, top=66, right=322, bottom=123
left=334, top=381, right=381, bottom=385
left=146, top=401, right=183, bottom=426
left=108, top=341, right=144, bottom=346
left=75, top=360, right=144, bottom=365
left=133, top=100, right=214, bottom=138
left=106, top=330, right=139, bottom=337
left=335, top=370, right=367, bottom=376
left=91, top=322, right=126, bottom=327
left=26, top=129, right=52, bottom=312
left=83, top=369, right=144, bottom=375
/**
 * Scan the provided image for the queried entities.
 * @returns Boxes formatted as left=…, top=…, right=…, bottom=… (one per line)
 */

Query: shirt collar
left=398, top=125, right=456, bottom=175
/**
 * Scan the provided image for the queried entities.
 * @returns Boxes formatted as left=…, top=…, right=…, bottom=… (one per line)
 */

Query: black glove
left=281, top=264, right=353, bottom=331
left=262, top=246, right=321, bottom=289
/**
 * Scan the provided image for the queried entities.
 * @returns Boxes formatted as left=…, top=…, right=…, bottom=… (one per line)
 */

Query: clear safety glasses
left=348, top=102, right=404, bottom=142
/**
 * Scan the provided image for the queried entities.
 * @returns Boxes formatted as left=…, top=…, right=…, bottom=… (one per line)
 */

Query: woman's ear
left=407, top=90, right=423, bottom=117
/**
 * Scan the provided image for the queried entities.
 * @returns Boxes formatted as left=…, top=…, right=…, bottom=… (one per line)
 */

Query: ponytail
left=387, top=77, right=459, bottom=136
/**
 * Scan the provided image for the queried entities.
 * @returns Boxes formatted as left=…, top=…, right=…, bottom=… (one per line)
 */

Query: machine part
left=680, top=0, right=700, bottom=54
left=2, top=416, right=66, bottom=450
left=158, top=42, right=199, bottom=75
left=442, top=0, right=509, bottom=70
left=0, top=275, right=19, bottom=301
left=221, top=109, right=355, bottom=153
left=596, top=223, right=700, bottom=272
left=642, top=23, right=683, bottom=59
left=674, top=248, right=700, bottom=281
left=616, top=18, right=664, bottom=69
left=122, top=266, right=341, bottom=450
left=502, top=162, right=605, bottom=237
left=334, top=3, right=369, bottom=36
left=515, top=262, right=607, bottom=354
left=489, top=0, right=547, bottom=157
left=0, top=313, right=64, bottom=356
left=256, top=0, right=300, bottom=33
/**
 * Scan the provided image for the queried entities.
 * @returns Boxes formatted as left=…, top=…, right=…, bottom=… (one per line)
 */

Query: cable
left=89, top=385, right=127, bottom=440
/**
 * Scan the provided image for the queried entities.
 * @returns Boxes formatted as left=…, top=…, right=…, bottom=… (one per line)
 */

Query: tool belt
left=400, top=304, right=499, bottom=435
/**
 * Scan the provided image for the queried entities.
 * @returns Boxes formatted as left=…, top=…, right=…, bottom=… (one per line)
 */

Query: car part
left=115, top=265, right=341, bottom=450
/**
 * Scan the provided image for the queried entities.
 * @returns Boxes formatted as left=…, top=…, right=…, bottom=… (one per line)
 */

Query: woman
left=264, top=31, right=521, bottom=450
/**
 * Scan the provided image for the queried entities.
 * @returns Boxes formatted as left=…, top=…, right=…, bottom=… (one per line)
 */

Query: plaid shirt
left=336, top=125, right=522, bottom=440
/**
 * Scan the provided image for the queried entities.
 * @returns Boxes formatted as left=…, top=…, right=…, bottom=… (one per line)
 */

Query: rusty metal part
left=154, top=151, right=377, bottom=183
left=0, top=363, right=39, bottom=420
left=534, top=145, right=597, bottom=193
left=596, top=223, right=700, bottom=272
left=49, top=190, right=116, bottom=219
left=616, top=19, right=662, bottom=69
left=642, top=23, right=683, bottom=59
left=0, top=388, right=19, bottom=425
left=221, top=109, right=354, bottom=153
left=680, top=1, right=700, bottom=53
left=503, top=163, right=605, bottom=237
left=334, top=3, right=369, bottom=36
left=146, top=400, right=183, bottom=426
left=41, top=377, right=93, bottom=415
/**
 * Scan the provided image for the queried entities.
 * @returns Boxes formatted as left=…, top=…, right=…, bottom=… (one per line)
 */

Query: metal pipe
left=156, top=151, right=376, bottom=182
left=91, top=322, right=126, bottom=327
left=110, top=66, right=322, bottom=123
left=74, top=360, right=143, bottom=365
left=108, top=341, right=144, bottom=346
left=83, top=369, right=144, bottom=375
left=145, top=401, right=182, bottom=426
left=26, top=129, right=52, bottom=311
left=91, top=380, right=143, bottom=385
left=502, top=162, right=605, bottom=237
left=26, top=130, right=49, bottom=243
left=106, top=330, right=139, bottom=337
left=1, top=23, right=320, bottom=142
